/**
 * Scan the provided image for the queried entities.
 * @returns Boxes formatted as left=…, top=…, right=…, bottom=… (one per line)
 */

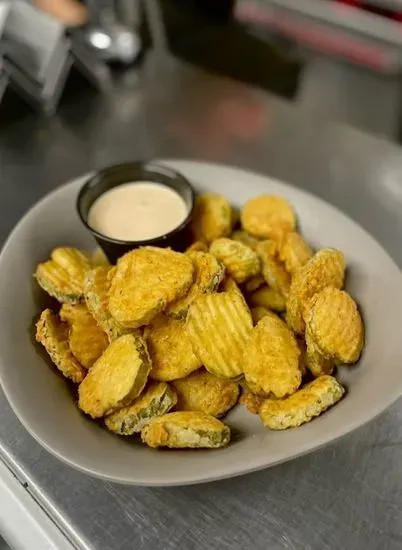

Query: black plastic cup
left=77, top=161, right=195, bottom=263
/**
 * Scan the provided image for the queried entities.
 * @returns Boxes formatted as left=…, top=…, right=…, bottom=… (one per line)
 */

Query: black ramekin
left=76, top=161, right=195, bottom=263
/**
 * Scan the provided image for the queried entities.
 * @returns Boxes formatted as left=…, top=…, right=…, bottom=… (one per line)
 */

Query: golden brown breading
left=209, top=238, right=260, bottom=284
left=279, top=232, right=313, bottom=274
left=186, top=241, right=208, bottom=253
left=286, top=248, right=346, bottom=334
left=105, top=382, right=177, bottom=435
left=244, top=314, right=301, bottom=398
left=250, top=306, right=281, bottom=326
left=60, top=303, right=108, bottom=369
left=167, top=251, right=225, bottom=319
left=145, top=314, right=201, bottom=381
left=239, top=386, right=264, bottom=415
left=244, top=274, right=265, bottom=293
left=141, top=411, right=231, bottom=449
left=172, top=370, right=239, bottom=417
left=248, top=285, right=286, bottom=313
left=259, top=375, right=345, bottom=429
left=109, top=247, right=194, bottom=328
left=192, top=193, right=232, bottom=243
left=304, top=327, right=334, bottom=377
left=230, top=230, right=260, bottom=251
left=256, top=241, right=290, bottom=298
left=187, top=291, right=253, bottom=379
left=35, top=247, right=90, bottom=304
left=305, top=287, right=364, bottom=364
left=78, top=334, right=151, bottom=418
left=241, top=195, right=296, bottom=240
left=91, top=247, right=110, bottom=267
left=35, top=309, right=86, bottom=383
left=84, top=266, right=129, bottom=342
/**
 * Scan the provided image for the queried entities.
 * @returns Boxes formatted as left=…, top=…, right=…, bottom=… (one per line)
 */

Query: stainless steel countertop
left=1, top=52, right=402, bottom=550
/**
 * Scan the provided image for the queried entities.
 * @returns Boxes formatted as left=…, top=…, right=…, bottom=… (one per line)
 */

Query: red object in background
left=337, top=0, right=402, bottom=20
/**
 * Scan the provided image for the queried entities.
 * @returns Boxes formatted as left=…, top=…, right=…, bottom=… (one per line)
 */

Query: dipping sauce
left=88, top=182, right=189, bottom=241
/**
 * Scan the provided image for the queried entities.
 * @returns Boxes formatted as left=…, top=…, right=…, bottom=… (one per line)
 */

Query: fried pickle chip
left=259, top=375, right=345, bottom=429
left=244, top=314, right=301, bottom=398
left=109, top=247, right=194, bottom=328
left=279, top=232, right=313, bottom=274
left=167, top=251, right=225, bottom=319
left=60, top=303, right=108, bottom=369
left=248, top=286, right=286, bottom=313
left=84, top=267, right=128, bottom=341
left=141, top=411, right=231, bottom=449
left=186, top=241, right=208, bottom=253
left=250, top=306, right=281, bottom=325
left=35, top=247, right=90, bottom=304
left=172, top=370, right=239, bottom=418
left=241, top=195, right=296, bottom=240
left=105, top=382, right=177, bottom=435
left=91, top=247, right=110, bottom=267
left=78, top=334, right=151, bottom=418
left=187, top=292, right=253, bottom=379
left=230, top=230, right=260, bottom=251
left=210, top=238, right=260, bottom=284
left=256, top=241, right=290, bottom=298
left=192, top=193, right=232, bottom=243
left=306, top=287, right=364, bottom=364
left=219, top=276, right=243, bottom=298
left=239, top=386, right=264, bottom=415
left=35, top=309, right=86, bottom=383
left=286, top=248, right=346, bottom=334
left=304, top=327, right=334, bottom=377
left=244, top=274, right=265, bottom=293
left=145, top=314, right=201, bottom=381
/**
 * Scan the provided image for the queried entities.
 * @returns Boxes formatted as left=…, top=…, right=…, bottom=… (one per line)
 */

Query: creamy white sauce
left=88, top=182, right=188, bottom=241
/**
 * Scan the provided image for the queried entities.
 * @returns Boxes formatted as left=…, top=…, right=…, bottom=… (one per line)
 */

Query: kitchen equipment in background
left=236, top=0, right=402, bottom=73
left=0, top=0, right=110, bottom=114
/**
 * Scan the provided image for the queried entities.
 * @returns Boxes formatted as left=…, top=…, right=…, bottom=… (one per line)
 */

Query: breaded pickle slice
left=172, top=370, right=239, bottom=418
left=306, top=287, right=364, bottom=364
left=105, top=382, right=177, bottom=435
left=84, top=267, right=128, bottom=342
left=210, top=238, right=260, bottom=284
left=279, top=232, right=313, bottom=274
left=244, top=315, right=301, bottom=398
left=256, top=241, right=290, bottom=298
left=239, top=386, right=264, bottom=415
left=91, top=247, right=110, bottom=267
left=35, top=309, right=86, bottom=383
left=78, top=334, right=151, bottom=418
left=241, top=195, right=296, bottom=240
left=305, top=327, right=334, bottom=377
left=186, top=241, right=208, bottom=253
left=35, top=247, right=90, bottom=304
left=192, top=193, right=232, bottom=243
left=248, top=286, right=286, bottom=313
left=145, top=315, right=201, bottom=381
left=167, top=251, right=224, bottom=319
left=60, top=303, right=108, bottom=369
left=259, top=375, right=345, bottom=429
left=187, top=292, right=253, bottom=379
left=244, top=274, right=265, bottom=293
left=109, top=247, right=194, bottom=328
left=230, top=230, right=260, bottom=251
left=141, top=411, right=231, bottom=449
left=286, top=248, right=345, bottom=334
left=250, top=307, right=281, bottom=326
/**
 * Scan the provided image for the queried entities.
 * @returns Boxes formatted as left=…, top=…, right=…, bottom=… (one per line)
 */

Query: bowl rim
left=76, top=161, right=196, bottom=246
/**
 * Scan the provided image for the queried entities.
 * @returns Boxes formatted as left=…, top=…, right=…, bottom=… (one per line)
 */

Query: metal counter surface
left=1, top=54, right=402, bottom=550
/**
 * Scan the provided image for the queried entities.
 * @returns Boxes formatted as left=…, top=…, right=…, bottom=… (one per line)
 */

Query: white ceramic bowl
left=1, top=160, right=402, bottom=486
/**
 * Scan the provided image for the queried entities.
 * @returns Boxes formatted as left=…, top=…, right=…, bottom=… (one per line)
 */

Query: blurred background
left=1, top=0, right=402, bottom=140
